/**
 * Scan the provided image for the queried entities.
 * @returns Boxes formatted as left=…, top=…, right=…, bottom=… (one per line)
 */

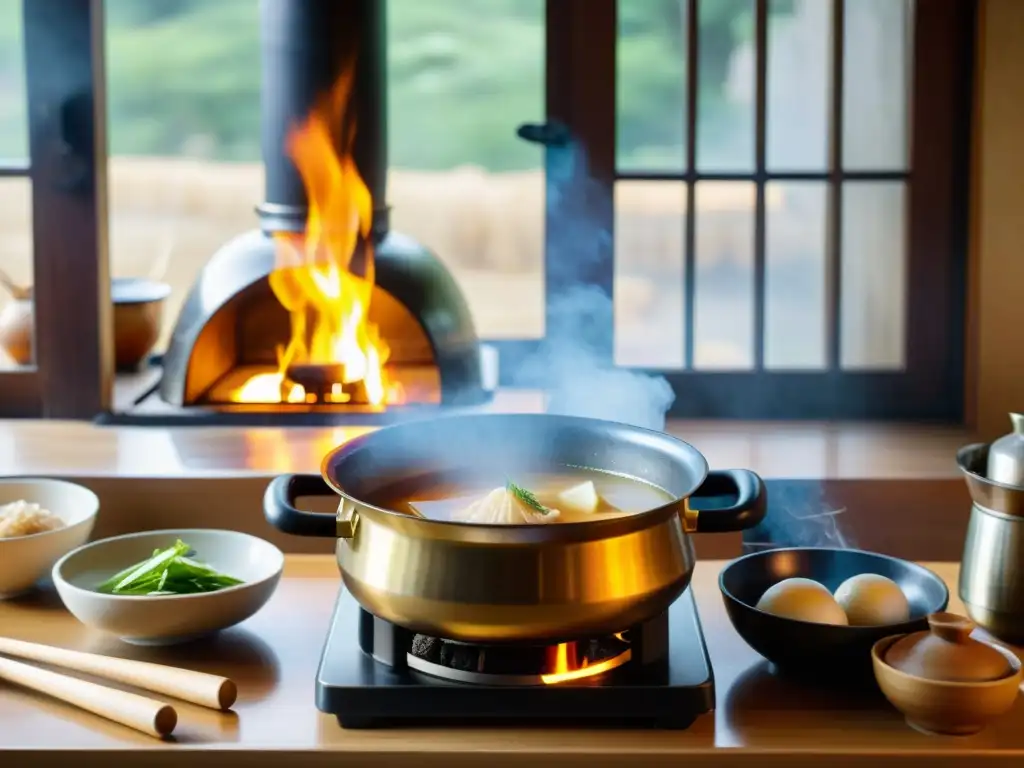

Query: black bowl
left=719, top=547, right=949, bottom=684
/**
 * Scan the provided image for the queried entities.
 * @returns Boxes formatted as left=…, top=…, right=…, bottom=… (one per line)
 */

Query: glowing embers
left=407, top=631, right=632, bottom=686
left=204, top=364, right=441, bottom=409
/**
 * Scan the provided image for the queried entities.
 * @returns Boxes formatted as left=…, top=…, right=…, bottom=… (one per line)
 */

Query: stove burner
left=407, top=633, right=632, bottom=686
left=315, top=588, right=715, bottom=729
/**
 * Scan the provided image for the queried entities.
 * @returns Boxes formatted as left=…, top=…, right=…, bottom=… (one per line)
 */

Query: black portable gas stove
left=315, top=586, right=715, bottom=729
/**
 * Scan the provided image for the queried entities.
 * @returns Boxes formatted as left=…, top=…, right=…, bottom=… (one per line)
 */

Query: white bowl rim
left=0, top=477, right=99, bottom=542
left=52, top=528, right=285, bottom=601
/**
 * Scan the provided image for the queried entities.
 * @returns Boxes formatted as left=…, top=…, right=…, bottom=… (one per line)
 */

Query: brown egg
left=834, top=573, right=910, bottom=626
left=755, top=577, right=849, bottom=625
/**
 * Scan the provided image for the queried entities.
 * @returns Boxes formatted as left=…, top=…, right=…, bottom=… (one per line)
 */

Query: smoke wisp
left=511, top=140, right=675, bottom=432
left=744, top=484, right=859, bottom=552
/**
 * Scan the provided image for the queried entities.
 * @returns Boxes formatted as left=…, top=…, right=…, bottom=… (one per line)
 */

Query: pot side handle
left=689, top=469, right=767, bottom=534
left=263, top=474, right=337, bottom=537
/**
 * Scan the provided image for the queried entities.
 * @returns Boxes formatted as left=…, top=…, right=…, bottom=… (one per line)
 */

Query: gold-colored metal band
left=681, top=498, right=699, bottom=533
left=336, top=500, right=360, bottom=539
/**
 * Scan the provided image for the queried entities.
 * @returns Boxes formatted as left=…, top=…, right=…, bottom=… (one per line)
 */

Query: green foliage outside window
left=0, top=0, right=794, bottom=171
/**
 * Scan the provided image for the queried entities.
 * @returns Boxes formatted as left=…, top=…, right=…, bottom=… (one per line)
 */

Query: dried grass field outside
left=0, top=157, right=845, bottom=369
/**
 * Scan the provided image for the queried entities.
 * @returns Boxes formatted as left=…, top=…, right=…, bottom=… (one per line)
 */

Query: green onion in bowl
left=96, top=539, right=244, bottom=596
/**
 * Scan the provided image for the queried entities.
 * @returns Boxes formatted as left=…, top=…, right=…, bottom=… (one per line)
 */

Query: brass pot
left=110, top=278, right=171, bottom=371
left=264, top=413, right=766, bottom=643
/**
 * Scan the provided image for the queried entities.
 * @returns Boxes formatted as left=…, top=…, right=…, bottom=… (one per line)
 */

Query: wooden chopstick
left=0, top=655, right=176, bottom=738
left=0, top=636, right=237, bottom=711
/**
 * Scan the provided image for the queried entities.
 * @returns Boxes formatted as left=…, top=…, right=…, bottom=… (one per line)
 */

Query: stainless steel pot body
left=264, top=413, right=767, bottom=643
left=958, top=443, right=1024, bottom=643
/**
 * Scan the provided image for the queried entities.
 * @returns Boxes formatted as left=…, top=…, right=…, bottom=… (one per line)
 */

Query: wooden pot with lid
left=871, top=612, right=1022, bottom=736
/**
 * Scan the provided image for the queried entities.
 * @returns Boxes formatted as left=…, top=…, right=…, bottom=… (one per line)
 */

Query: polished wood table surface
left=0, top=411, right=972, bottom=480
left=1, top=557, right=1021, bottom=767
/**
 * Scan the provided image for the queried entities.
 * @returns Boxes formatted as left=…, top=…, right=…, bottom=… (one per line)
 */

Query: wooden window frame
left=524, top=0, right=976, bottom=420
left=0, top=0, right=112, bottom=419
left=2, top=0, right=972, bottom=422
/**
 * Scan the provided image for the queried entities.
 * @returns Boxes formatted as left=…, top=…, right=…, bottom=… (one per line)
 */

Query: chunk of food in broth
left=388, top=468, right=673, bottom=524
left=557, top=480, right=604, bottom=515
left=450, top=482, right=561, bottom=525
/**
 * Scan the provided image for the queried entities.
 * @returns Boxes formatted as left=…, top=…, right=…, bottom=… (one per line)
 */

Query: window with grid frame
left=533, top=0, right=974, bottom=420
left=0, top=0, right=111, bottom=419
left=0, top=1, right=35, bottom=385
left=0, top=0, right=973, bottom=421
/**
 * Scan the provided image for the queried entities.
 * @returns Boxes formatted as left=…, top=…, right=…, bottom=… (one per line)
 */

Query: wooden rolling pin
left=0, top=636, right=237, bottom=710
left=0, top=655, right=176, bottom=738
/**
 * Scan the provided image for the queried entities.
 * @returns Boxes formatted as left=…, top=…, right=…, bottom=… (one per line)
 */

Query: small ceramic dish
left=719, top=547, right=949, bottom=684
left=52, top=529, right=284, bottom=645
left=1, top=277, right=171, bottom=370
left=110, top=277, right=171, bottom=371
left=872, top=612, right=1023, bottom=736
left=0, top=478, right=99, bottom=598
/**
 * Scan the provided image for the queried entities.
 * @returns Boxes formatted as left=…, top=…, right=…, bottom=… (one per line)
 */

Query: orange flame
left=233, top=64, right=396, bottom=406
left=539, top=641, right=632, bottom=685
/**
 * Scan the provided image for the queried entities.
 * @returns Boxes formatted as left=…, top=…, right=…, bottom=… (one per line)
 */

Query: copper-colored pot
left=264, top=413, right=767, bottom=643
left=110, top=278, right=171, bottom=371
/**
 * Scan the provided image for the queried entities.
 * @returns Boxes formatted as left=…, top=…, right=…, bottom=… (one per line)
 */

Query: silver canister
left=958, top=439, right=1024, bottom=644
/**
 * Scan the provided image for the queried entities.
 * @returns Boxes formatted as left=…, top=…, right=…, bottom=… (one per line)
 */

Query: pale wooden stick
left=0, top=655, right=176, bottom=738
left=0, top=266, right=30, bottom=300
left=0, top=636, right=236, bottom=710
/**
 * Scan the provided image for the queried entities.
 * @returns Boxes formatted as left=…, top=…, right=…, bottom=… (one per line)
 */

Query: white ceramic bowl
left=52, top=529, right=284, bottom=645
left=0, top=478, right=99, bottom=598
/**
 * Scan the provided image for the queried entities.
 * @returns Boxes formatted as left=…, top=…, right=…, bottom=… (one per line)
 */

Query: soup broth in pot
left=367, top=467, right=675, bottom=525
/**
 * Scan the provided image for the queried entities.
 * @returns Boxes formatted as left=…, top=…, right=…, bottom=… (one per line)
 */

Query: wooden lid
left=883, top=612, right=1013, bottom=683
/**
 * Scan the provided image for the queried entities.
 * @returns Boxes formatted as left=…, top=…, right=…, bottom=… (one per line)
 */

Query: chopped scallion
left=95, top=539, right=244, bottom=596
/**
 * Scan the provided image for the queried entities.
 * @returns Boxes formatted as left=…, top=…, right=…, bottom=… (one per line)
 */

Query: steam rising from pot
left=744, top=484, right=858, bottom=552
left=511, top=140, right=675, bottom=431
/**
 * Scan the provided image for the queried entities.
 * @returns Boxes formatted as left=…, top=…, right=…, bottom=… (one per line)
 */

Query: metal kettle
left=958, top=417, right=1024, bottom=644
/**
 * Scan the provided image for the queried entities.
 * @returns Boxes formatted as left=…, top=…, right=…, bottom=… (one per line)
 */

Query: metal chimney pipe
left=256, top=0, right=388, bottom=237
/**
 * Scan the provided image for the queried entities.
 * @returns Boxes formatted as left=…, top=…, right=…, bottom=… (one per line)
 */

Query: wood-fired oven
left=114, top=0, right=494, bottom=424
left=158, top=228, right=490, bottom=412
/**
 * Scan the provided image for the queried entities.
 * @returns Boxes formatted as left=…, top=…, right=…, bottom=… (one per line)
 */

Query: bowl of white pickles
left=0, top=478, right=99, bottom=598
left=52, top=529, right=283, bottom=645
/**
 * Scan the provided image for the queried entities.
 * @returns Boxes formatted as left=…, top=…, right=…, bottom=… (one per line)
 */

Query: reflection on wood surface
left=0, top=392, right=973, bottom=479
left=1, top=558, right=1022, bottom=763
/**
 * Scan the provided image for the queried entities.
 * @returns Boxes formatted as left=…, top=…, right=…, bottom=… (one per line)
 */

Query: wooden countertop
left=0, top=402, right=973, bottom=480
left=1, top=557, right=1021, bottom=767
